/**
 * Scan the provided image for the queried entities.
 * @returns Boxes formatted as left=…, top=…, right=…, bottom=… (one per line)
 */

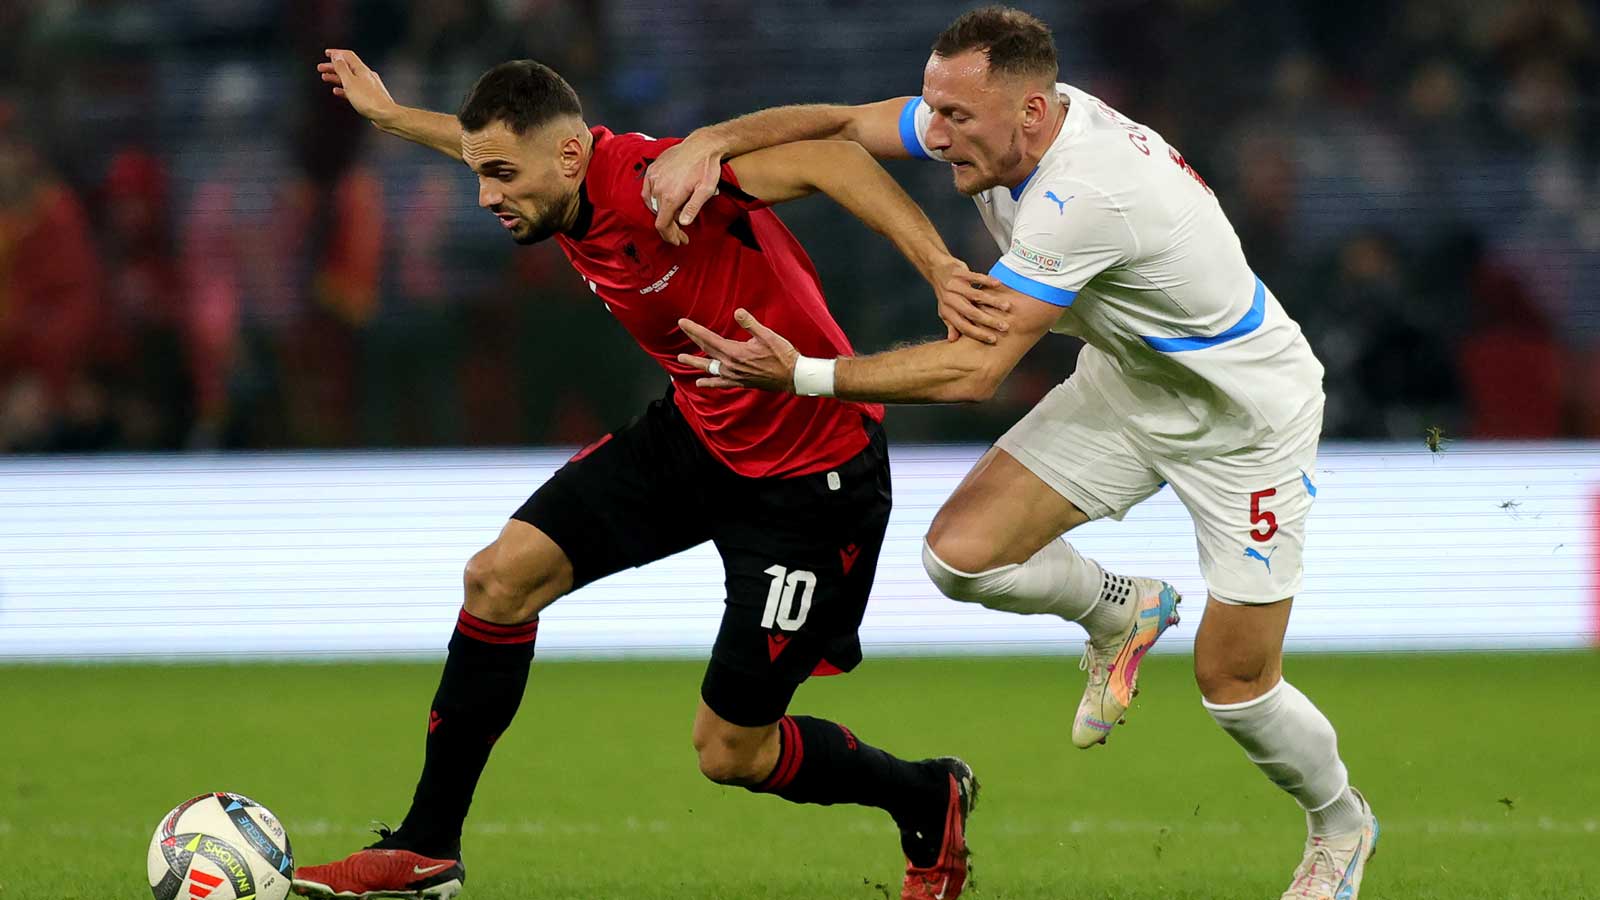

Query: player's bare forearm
left=835, top=338, right=999, bottom=403
left=692, top=105, right=850, bottom=153
left=690, top=98, right=914, bottom=160
left=644, top=97, right=913, bottom=246
left=807, top=142, right=949, bottom=280
left=832, top=290, right=1061, bottom=403
left=320, top=50, right=463, bottom=161
left=676, top=313, right=998, bottom=402
left=677, top=291, right=1053, bottom=402
left=374, top=106, right=465, bottom=162
left=728, top=141, right=947, bottom=281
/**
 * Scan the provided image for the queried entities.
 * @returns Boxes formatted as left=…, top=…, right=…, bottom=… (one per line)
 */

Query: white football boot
left=1071, top=577, right=1181, bottom=748
left=1280, top=790, right=1379, bottom=900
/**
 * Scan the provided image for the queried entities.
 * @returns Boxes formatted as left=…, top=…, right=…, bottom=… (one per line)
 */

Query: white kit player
left=647, top=7, right=1379, bottom=899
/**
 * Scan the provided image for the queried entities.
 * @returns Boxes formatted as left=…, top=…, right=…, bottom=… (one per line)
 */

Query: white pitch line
left=843, top=817, right=1600, bottom=838
left=16, top=818, right=1599, bottom=840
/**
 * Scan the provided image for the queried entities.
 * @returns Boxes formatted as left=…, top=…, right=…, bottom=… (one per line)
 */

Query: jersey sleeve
left=988, top=182, right=1133, bottom=307
left=585, top=131, right=671, bottom=226
left=588, top=131, right=767, bottom=233
left=705, top=160, right=770, bottom=214
left=897, top=97, right=948, bottom=162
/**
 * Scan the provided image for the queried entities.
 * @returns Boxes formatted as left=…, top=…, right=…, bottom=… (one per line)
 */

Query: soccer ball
left=146, top=792, right=294, bottom=900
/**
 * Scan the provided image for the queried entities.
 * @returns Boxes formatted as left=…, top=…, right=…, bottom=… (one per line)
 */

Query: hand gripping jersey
left=556, top=127, right=883, bottom=478
left=901, top=85, right=1324, bottom=460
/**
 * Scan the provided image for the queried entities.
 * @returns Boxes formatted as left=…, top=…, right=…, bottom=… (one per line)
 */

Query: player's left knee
left=462, top=545, right=558, bottom=623
left=922, top=539, right=1013, bottom=604
left=923, top=525, right=1008, bottom=576
left=694, top=738, right=767, bottom=785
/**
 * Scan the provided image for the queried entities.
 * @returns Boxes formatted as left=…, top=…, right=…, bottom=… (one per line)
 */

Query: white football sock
left=1204, top=679, right=1365, bottom=836
left=1083, top=569, right=1141, bottom=641
left=1305, top=785, right=1367, bottom=838
left=921, top=538, right=1132, bottom=637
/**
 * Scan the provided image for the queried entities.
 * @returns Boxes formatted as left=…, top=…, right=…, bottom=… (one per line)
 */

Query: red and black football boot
left=292, top=827, right=464, bottom=899
left=902, top=757, right=979, bottom=900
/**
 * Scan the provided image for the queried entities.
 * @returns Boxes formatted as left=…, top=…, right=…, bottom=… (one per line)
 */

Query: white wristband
left=792, top=356, right=837, bottom=398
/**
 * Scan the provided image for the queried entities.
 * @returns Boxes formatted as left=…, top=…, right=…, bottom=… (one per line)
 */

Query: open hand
left=317, top=49, right=398, bottom=126
left=676, top=308, right=800, bottom=393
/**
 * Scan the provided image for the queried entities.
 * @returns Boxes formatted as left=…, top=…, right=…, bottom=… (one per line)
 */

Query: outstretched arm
left=676, top=287, right=1063, bottom=405
left=689, top=98, right=917, bottom=162
left=642, top=98, right=914, bottom=245
left=317, top=49, right=463, bottom=161
left=723, top=140, right=1007, bottom=341
left=721, top=140, right=1008, bottom=343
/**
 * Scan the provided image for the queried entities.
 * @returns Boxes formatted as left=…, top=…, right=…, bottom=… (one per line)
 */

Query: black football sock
left=747, top=715, right=951, bottom=867
left=392, top=608, right=539, bottom=857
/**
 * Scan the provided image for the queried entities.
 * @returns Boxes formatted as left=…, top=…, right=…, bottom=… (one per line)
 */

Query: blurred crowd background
left=1, top=0, right=1597, bottom=453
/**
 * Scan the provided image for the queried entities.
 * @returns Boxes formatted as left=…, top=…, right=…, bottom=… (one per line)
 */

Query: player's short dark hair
left=932, top=6, right=1058, bottom=84
left=458, top=60, right=583, bottom=135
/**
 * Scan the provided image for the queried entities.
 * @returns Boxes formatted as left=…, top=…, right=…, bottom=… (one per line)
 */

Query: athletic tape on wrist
left=792, top=356, right=837, bottom=398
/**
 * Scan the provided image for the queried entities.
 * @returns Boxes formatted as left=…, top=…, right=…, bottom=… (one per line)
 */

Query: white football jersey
left=900, top=84, right=1325, bottom=460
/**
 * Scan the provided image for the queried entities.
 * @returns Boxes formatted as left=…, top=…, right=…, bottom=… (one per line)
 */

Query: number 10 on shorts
left=762, top=565, right=816, bottom=631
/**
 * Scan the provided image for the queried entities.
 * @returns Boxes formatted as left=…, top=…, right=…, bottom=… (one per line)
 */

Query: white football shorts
left=994, top=373, right=1323, bottom=604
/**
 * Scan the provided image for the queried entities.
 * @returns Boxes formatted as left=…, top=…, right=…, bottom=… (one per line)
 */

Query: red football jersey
left=554, top=127, right=884, bottom=478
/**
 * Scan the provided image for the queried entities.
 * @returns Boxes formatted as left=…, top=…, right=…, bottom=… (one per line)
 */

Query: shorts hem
left=700, top=655, right=804, bottom=727
left=1207, top=581, right=1302, bottom=605
left=993, top=439, right=1119, bottom=521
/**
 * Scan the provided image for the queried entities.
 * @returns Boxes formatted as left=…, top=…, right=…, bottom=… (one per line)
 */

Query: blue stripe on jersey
left=899, top=97, right=932, bottom=160
left=1140, top=276, right=1266, bottom=352
left=990, top=260, right=1078, bottom=306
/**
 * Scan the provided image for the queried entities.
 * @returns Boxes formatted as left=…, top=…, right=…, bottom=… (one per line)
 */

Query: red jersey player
left=293, top=53, right=1000, bottom=900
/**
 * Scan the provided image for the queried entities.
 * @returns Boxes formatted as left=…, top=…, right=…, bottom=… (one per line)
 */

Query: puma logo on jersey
left=1043, top=190, right=1074, bottom=214
left=1243, top=546, right=1277, bottom=573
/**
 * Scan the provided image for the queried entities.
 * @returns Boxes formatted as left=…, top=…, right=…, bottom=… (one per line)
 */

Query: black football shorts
left=513, top=387, right=891, bottom=726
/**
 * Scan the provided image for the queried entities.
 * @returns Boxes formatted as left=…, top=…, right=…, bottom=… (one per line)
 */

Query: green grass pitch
left=3, top=652, right=1597, bottom=899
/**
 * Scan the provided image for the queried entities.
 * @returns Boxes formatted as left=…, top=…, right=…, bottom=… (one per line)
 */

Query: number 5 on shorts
left=762, top=565, right=816, bottom=631
left=1250, top=488, right=1278, bottom=542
